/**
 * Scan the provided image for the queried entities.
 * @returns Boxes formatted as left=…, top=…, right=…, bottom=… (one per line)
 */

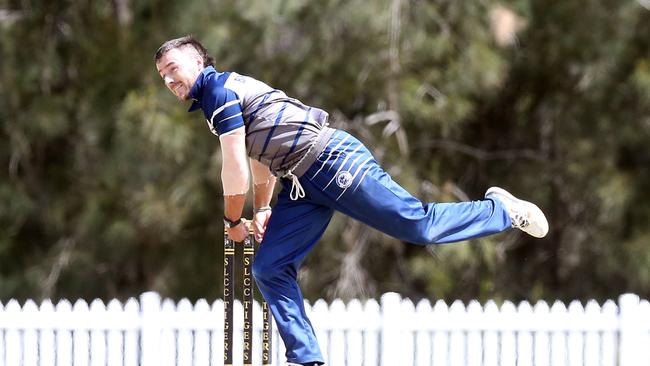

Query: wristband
left=223, top=217, right=242, bottom=228
left=254, top=206, right=272, bottom=213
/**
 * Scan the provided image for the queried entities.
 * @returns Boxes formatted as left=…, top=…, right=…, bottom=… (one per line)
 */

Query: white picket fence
left=1, top=292, right=650, bottom=366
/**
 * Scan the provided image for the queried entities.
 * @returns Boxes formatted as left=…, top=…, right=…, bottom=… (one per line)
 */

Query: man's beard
left=176, top=88, right=189, bottom=101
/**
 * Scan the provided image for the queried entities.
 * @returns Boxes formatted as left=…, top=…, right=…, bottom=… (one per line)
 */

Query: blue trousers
left=252, top=130, right=511, bottom=364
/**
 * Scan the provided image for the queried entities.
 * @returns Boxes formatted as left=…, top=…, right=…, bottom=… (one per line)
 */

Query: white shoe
left=485, top=187, right=549, bottom=238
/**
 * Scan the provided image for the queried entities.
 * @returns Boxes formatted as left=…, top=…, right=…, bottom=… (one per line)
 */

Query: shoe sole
left=486, top=187, right=549, bottom=238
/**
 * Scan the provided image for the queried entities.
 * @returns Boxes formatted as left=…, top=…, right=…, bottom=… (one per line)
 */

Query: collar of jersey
left=187, top=66, right=217, bottom=112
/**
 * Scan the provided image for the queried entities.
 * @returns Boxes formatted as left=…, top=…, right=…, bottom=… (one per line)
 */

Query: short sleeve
left=202, top=84, right=245, bottom=136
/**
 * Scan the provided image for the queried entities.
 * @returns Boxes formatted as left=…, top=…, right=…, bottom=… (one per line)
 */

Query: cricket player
left=155, top=35, right=549, bottom=366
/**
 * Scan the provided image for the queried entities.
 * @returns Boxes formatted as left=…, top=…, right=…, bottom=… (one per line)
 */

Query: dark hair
left=154, top=35, right=215, bottom=67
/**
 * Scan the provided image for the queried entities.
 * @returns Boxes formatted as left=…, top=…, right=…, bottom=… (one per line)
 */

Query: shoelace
left=511, top=212, right=530, bottom=229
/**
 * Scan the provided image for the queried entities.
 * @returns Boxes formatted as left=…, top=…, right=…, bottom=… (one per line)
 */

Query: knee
left=394, top=221, right=438, bottom=245
left=252, top=257, right=283, bottom=283
left=400, top=226, right=445, bottom=245
left=404, top=233, right=434, bottom=245
left=412, top=229, right=447, bottom=244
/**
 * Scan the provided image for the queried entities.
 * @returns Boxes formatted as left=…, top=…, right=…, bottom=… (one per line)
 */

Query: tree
left=1, top=0, right=649, bottom=305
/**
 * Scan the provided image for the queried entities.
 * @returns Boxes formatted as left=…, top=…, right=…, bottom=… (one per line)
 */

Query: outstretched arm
left=220, top=126, right=249, bottom=241
left=200, top=81, right=251, bottom=240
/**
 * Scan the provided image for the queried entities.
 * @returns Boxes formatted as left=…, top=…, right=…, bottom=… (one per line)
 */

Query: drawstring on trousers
left=285, top=171, right=305, bottom=201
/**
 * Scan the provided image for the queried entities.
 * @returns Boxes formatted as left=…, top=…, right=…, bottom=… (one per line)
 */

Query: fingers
left=253, top=219, right=265, bottom=242
left=252, top=211, right=271, bottom=243
left=227, top=212, right=271, bottom=243
left=227, top=228, right=246, bottom=242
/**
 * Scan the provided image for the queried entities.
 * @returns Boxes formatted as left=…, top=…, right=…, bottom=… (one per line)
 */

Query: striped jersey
left=188, top=66, right=335, bottom=177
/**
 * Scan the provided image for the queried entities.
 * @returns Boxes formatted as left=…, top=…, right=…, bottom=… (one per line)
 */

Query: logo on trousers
left=336, top=171, right=353, bottom=188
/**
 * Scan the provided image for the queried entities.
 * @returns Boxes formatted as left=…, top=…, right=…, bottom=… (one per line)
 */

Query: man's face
left=156, top=47, right=204, bottom=101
